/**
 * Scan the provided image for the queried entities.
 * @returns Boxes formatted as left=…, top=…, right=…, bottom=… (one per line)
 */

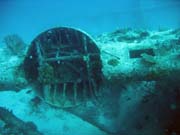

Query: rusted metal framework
left=23, top=27, right=103, bottom=107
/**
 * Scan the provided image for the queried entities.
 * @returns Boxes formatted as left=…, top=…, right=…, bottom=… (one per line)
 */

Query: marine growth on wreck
left=0, top=1, right=180, bottom=135
left=0, top=27, right=180, bottom=135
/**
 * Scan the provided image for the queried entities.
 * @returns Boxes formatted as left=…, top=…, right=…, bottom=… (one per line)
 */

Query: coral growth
left=107, top=58, right=119, bottom=67
left=3, top=34, right=26, bottom=56
left=96, top=28, right=150, bottom=43
left=37, top=64, right=55, bottom=84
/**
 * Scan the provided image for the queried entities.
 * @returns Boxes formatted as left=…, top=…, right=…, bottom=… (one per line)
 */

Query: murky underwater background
left=0, top=0, right=180, bottom=43
left=0, top=0, right=180, bottom=135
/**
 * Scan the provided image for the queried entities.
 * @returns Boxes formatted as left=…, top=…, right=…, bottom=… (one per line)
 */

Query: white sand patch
left=0, top=89, right=107, bottom=135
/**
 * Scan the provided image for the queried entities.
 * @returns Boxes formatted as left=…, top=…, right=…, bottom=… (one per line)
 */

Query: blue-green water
left=0, top=0, right=180, bottom=43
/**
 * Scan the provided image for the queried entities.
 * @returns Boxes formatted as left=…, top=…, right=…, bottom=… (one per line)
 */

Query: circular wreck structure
left=23, top=27, right=103, bottom=107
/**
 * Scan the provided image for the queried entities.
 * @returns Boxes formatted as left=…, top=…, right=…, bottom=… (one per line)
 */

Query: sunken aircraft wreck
left=23, top=27, right=103, bottom=108
left=0, top=27, right=180, bottom=135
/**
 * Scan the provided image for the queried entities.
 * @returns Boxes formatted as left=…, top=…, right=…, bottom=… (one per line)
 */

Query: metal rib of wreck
left=23, top=27, right=103, bottom=108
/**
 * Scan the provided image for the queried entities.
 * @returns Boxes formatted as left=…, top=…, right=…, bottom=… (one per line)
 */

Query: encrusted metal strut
left=23, top=27, right=103, bottom=107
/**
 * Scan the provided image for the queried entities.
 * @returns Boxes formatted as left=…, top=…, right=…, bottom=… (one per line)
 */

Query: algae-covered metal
left=23, top=27, right=103, bottom=108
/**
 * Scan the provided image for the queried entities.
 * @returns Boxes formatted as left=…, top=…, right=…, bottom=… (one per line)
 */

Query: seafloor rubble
left=0, top=28, right=180, bottom=135
left=0, top=107, right=42, bottom=135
